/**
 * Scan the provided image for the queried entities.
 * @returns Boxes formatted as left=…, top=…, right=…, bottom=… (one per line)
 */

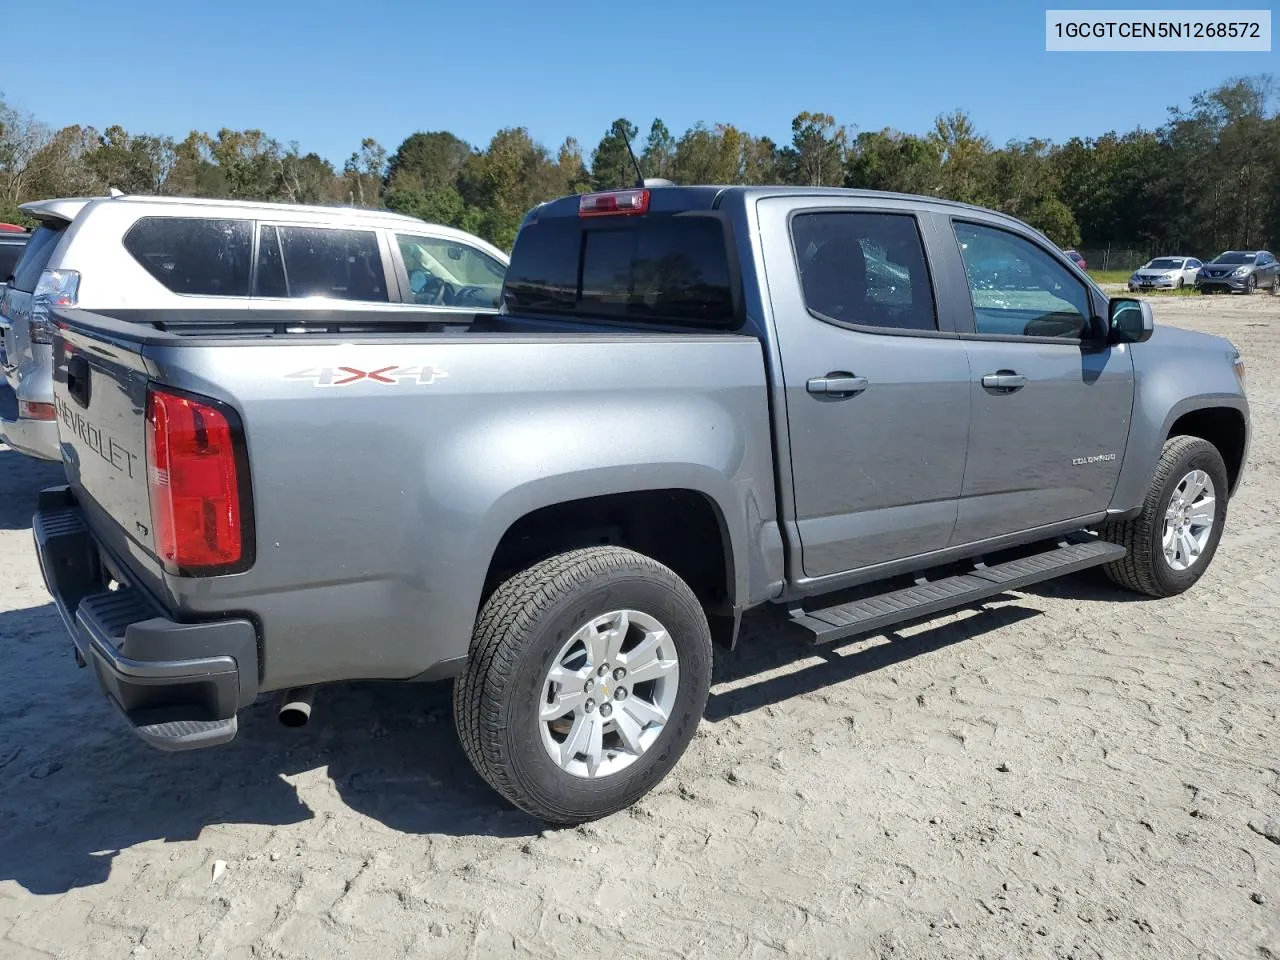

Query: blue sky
left=2, top=0, right=1274, bottom=164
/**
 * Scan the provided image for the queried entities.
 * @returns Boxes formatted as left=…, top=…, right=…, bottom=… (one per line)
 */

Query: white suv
left=0, top=196, right=509, bottom=460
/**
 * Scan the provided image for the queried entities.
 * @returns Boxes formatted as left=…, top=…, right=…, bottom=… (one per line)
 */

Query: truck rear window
left=503, top=216, right=736, bottom=327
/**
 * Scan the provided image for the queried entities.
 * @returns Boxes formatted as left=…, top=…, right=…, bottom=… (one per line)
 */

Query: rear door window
left=504, top=216, right=736, bottom=326
left=272, top=226, right=388, bottom=302
left=790, top=211, right=937, bottom=333
left=12, top=225, right=66, bottom=292
left=123, top=217, right=252, bottom=296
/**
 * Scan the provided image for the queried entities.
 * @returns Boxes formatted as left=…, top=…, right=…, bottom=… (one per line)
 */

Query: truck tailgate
left=52, top=325, right=157, bottom=569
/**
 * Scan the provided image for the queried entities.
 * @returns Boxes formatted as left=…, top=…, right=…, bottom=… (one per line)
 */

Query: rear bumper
left=33, top=486, right=259, bottom=751
left=1, top=411, right=60, bottom=460
left=1, top=353, right=60, bottom=460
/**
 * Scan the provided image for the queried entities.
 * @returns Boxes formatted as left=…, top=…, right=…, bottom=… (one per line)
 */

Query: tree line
left=1, top=75, right=1276, bottom=260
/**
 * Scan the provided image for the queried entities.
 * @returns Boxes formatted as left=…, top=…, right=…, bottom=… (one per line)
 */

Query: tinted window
left=791, top=211, right=937, bottom=332
left=275, top=226, right=387, bottom=302
left=0, top=241, right=27, bottom=283
left=124, top=217, right=252, bottom=296
left=254, top=225, right=288, bottom=298
left=12, top=225, right=65, bottom=292
left=396, top=234, right=505, bottom=308
left=954, top=222, right=1092, bottom=339
left=1212, top=252, right=1256, bottom=265
left=502, top=219, right=580, bottom=313
left=503, top=216, right=735, bottom=326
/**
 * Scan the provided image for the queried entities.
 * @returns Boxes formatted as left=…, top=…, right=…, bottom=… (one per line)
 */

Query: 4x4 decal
left=285, top=365, right=449, bottom=387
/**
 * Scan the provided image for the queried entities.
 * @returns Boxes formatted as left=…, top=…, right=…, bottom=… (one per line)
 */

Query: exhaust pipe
left=278, top=687, right=315, bottom=728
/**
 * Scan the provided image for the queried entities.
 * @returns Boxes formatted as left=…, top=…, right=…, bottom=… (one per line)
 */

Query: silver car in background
left=1196, top=250, right=1280, bottom=295
left=1128, top=256, right=1202, bottom=291
left=0, top=195, right=509, bottom=460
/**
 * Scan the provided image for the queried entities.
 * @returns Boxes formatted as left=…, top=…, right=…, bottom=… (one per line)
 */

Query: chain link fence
left=1076, top=247, right=1156, bottom=272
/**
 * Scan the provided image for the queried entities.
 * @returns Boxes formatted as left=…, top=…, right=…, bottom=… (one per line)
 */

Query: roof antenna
left=622, top=129, right=645, bottom=189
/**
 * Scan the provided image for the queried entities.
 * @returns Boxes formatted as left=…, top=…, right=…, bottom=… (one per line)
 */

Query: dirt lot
left=1, top=294, right=1278, bottom=960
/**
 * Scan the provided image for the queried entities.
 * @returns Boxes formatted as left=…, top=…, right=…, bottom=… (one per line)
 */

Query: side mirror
left=1108, top=297, right=1154, bottom=344
left=447, top=246, right=463, bottom=261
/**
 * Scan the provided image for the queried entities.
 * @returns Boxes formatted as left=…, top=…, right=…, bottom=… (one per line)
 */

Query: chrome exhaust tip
left=278, top=687, right=315, bottom=728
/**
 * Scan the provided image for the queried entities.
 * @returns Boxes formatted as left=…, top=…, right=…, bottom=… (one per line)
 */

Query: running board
left=789, top=538, right=1126, bottom=645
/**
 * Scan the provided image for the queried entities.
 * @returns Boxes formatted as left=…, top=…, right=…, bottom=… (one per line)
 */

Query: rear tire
left=1101, top=436, right=1228, bottom=598
left=454, top=546, right=712, bottom=825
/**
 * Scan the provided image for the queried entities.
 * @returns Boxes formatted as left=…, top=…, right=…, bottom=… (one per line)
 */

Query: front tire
left=1244, top=275, right=1257, bottom=295
left=1101, top=436, right=1229, bottom=597
left=454, top=546, right=712, bottom=825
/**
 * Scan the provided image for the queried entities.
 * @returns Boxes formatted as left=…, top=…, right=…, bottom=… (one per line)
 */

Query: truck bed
left=49, top=305, right=779, bottom=696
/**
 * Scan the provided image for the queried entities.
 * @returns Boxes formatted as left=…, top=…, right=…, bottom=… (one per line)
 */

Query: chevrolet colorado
left=33, top=185, right=1249, bottom=824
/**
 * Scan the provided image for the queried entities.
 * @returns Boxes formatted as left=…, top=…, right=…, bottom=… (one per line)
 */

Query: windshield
left=1212, top=252, right=1256, bottom=265
left=1148, top=258, right=1183, bottom=269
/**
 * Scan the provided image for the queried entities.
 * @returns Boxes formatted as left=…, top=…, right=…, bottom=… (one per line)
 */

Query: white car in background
left=0, top=195, right=508, bottom=461
left=1128, top=256, right=1203, bottom=291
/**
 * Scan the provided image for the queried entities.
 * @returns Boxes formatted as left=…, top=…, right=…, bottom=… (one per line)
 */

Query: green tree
left=781, top=111, right=848, bottom=186
left=343, top=137, right=387, bottom=207
left=280, top=147, right=339, bottom=204
left=845, top=129, right=940, bottom=194
left=640, top=119, right=675, bottom=180
left=556, top=137, right=591, bottom=193
left=461, top=127, right=565, bottom=249
left=386, top=131, right=471, bottom=194
left=929, top=110, right=992, bottom=205
left=590, top=118, right=639, bottom=190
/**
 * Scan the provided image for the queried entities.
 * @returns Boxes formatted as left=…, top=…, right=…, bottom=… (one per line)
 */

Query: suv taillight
left=31, top=268, right=80, bottom=344
left=146, top=386, right=249, bottom=574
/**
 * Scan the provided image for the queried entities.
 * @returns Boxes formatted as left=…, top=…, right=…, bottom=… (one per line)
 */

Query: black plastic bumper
left=33, top=486, right=259, bottom=751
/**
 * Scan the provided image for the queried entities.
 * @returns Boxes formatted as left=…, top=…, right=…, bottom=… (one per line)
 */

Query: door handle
left=981, top=371, right=1027, bottom=392
left=807, top=374, right=869, bottom=397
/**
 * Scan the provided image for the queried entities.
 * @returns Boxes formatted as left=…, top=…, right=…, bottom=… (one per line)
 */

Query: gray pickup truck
left=33, top=185, right=1249, bottom=825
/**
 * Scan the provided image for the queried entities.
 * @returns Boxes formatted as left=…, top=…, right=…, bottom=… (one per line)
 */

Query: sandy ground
left=1, top=294, right=1279, bottom=960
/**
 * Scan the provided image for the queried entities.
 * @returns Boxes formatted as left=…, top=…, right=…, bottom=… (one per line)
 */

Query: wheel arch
left=1166, top=405, right=1248, bottom=497
left=1110, top=392, right=1250, bottom=514
left=480, top=482, right=743, bottom=648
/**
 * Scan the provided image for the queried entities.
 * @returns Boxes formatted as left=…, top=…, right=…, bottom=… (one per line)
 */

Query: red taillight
left=18, top=399, right=56, bottom=421
left=579, top=189, right=650, bottom=217
left=145, top=387, right=246, bottom=573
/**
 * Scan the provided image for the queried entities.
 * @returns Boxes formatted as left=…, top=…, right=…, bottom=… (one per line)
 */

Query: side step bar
left=789, top=538, right=1126, bottom=645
